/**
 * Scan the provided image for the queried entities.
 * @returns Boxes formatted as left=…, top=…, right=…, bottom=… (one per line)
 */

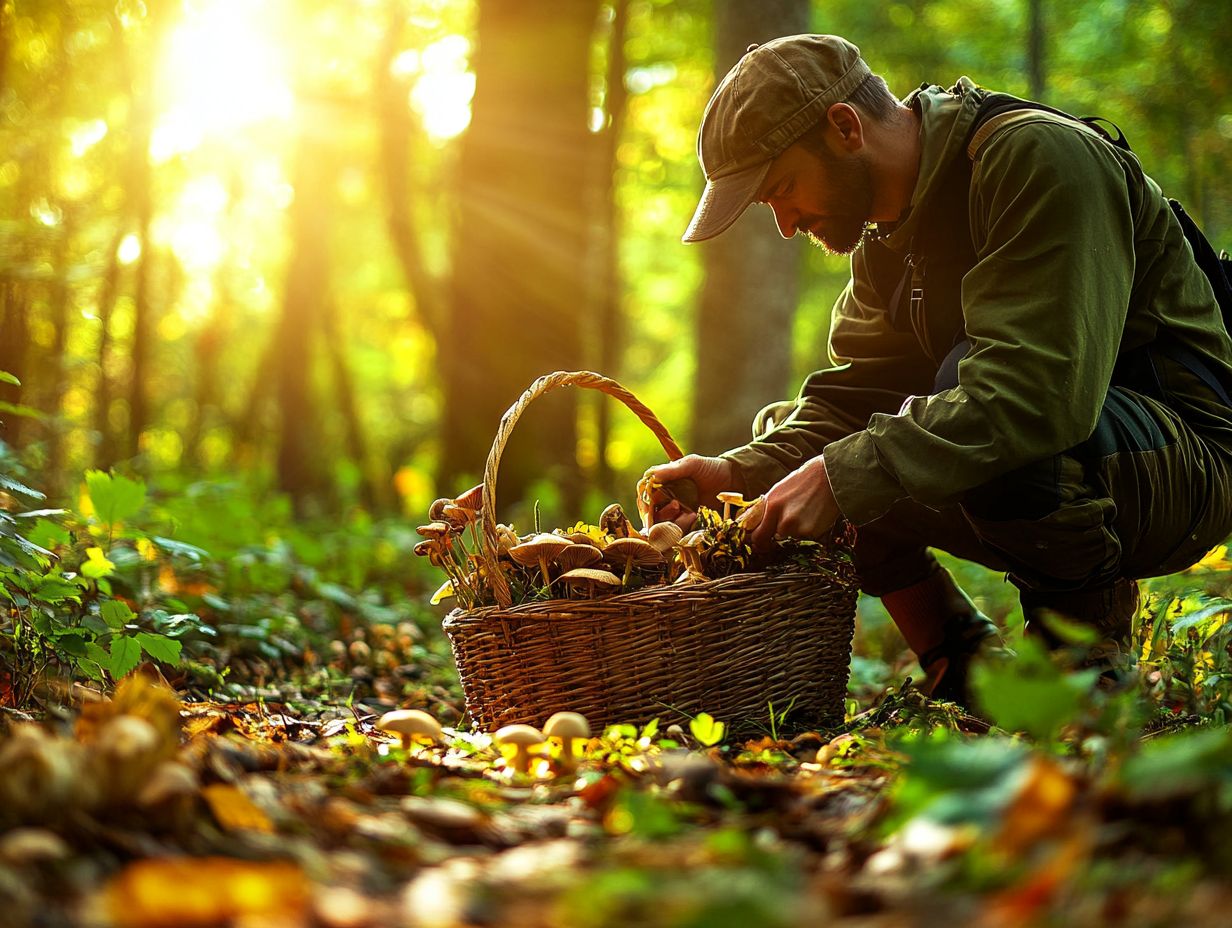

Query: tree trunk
left=691, top=0, right=808, bottom=455
left=322, top=297, right=383, bottom=510
left=273, top=133, right=334, bottom=510
left=1027, top=0, right=1046, bottom=100
left=41, top=208, right=76, bottom=499
left=121, top=5, right=166, bottom=465
left=440, top=0, right=600, bottom=517
left=376, top=0, right=445, bottom=346
left=593, top=0, right=629, bottom=497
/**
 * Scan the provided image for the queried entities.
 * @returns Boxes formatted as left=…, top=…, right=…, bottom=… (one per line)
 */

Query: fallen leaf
left=201, top=783, right=275, bottom=834
left=102, top=857, right=308, bottom=928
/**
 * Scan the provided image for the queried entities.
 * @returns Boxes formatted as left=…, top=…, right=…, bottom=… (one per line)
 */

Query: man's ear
left=826, top=102, right=863, bottom=152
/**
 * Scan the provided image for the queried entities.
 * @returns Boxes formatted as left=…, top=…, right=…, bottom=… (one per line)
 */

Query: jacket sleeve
left=721, top=243, right=935, bottom=495
left=824, top=121, right=1136, bottom=524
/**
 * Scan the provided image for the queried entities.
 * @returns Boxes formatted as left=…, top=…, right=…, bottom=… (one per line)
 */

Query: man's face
left=755, top=140, right=874, bottom=255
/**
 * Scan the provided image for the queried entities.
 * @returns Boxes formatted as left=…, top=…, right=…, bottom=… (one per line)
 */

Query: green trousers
left=851, top=361, right=1232, bottom=630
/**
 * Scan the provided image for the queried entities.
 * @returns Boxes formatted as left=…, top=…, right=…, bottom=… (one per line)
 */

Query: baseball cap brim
left=681, top=159, right=773, bottom=243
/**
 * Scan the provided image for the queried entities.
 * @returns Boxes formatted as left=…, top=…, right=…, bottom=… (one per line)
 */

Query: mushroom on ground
left=508, top=533, right=572, bottom=594
left=543, top=712, right=590, bottom=773
left=376, top=710, right=443, bottom=751
left=494, top=724, right=544, bottom=775
left=603, top=536, right=664, bottom=589
left=557, top=567, right=621, bottom=599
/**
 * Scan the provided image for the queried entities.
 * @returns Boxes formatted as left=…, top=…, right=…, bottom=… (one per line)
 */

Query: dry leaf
left=201, top=783, right=275, bottom=833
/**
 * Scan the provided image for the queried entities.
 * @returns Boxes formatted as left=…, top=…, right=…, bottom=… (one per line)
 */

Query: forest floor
left=4, top=486, right=1232, bottom=928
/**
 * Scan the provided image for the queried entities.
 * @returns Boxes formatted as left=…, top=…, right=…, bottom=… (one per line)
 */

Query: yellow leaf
left=102, top=857, right=307, bottom=927
left=201, top=783, right=275, bottom=834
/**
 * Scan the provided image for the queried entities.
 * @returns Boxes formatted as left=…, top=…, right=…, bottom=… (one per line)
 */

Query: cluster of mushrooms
left=415, top=480, right=763, bottom=609
left=376, top=708, right=591, bottom=776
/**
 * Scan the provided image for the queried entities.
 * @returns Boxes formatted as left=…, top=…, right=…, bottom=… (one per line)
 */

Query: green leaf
left=690, top=712, right=726, bottom=747
left=0, top=401, right=45, bottom=421
left=1120, top=727, right=1232, bottom=800
left=0, top=473, right=46, bottom=500
left=81, top=546, right=116, bottom=579
left=33, top=575, right=82, bottom=604
left=135, top=632, right=182, bottom=666
left=108, top=636, right=141, bottom=679
left=150, top=536, right=209, bottom=562
left=23, top=518, right=70, bottom=554
left=890, top=732, right=1031, bottom=830
left=971, top=637, right=1098, bottom=741
left=0, top=370, right=19, bottom=386
left=54, top=633, right=89, bottom=657
left=84, top=470, right=146, bottom=526
left=100, top=599, right=136, bottom=629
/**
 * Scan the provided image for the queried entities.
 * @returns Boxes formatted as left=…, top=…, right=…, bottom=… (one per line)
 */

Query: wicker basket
left=442, top=371, right=858, bottom=735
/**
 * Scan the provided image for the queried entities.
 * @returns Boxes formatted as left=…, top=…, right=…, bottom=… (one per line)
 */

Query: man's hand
left=744, top=456, right=840, bottom=551
left=641, top=455, right=741, bottom=528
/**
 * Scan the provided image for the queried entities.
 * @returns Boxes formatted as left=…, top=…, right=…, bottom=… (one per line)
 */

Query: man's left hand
left=744, top=456, right=841, bottom=551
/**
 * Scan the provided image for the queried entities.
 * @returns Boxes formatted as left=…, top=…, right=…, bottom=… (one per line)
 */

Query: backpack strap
left=967, top=108, right=1106, bottom=161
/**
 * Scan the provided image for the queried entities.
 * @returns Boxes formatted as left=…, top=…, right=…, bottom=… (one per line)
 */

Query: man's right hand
left=641, top=455, right=742, bottom=528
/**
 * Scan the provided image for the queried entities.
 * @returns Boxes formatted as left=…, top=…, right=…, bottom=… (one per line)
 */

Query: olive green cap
left=682, top=34, right=872, bottom=243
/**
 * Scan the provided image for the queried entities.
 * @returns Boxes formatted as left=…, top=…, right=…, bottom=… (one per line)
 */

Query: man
left=647, top=34, right=1232, bottom=700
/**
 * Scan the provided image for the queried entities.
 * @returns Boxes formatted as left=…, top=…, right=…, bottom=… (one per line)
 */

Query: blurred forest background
left=2, top=0, right=1230, bottom=528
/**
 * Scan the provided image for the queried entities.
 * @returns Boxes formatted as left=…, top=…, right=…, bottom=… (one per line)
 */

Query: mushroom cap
left=716, top=491, right=749, bottom=507
left=543, top=711, right=590, bottom=740
left=557, top=567, right=621, bottom=589
left=428, top=498, right=452, bottom=521
left=556, top=543, right=603, bottom=572
left=679, top=530, right=708, bottom=550
left=416, top=521, right=452, bottom=539
left=508, top=533, right=573, bottom=568
left=441, top=503, right=477, bottom=528
left=494, top=724, right=544, bottom=747
left=376, top=709, right=443, bottom=742
left=647, top=521, right=683, bottom=554
left=603, top=536, right=663, bottom=569
left=598, top=503, right=636, bottom=538
left=453, top=483, right=484, bottom=511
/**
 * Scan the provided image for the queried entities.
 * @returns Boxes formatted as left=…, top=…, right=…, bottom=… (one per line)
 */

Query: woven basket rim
left=442, top=559, right=855, bottom=625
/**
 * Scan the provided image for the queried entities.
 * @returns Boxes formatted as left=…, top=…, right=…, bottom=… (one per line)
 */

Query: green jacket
left=723, top=78, right=1232, bottom=525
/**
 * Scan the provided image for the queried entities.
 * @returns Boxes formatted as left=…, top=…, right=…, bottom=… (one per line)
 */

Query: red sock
left=880, top=570, right=952, bottom=659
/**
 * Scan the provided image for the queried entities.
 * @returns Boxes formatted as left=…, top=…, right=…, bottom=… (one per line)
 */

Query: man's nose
left=770, top=204, right=797, bottom=239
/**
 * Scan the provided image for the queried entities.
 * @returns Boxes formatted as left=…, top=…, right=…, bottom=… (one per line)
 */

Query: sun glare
left=152, top=0, right=293, bottom=162
left=410, top=35, right=475, bottom=143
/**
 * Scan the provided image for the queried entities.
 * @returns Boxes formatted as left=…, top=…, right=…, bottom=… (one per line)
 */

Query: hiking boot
left=881, top=565, right=1001, bottom=708
left=1019, top=577, right=1139, bottom=681
left=917, top=610, right=1000, bottom=705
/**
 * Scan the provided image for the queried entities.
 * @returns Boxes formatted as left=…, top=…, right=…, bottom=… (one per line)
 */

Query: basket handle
left=481, top=370, right=684, bottom=607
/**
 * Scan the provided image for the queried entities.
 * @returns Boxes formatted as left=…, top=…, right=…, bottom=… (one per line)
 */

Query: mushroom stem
left=538, top=555, right=552, bottom=595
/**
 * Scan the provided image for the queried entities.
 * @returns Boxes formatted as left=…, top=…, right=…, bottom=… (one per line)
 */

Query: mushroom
left=556, top=543, right=603, bottom=573
left=428, top=498, right=452, bottom=521
left=376, top=710, right=443, bottom=752
left=495, top=524, right=520, bottom=556
left=676, top=531, right=709, bottom=582
left=542, top=712, right=590, bottom=773
left=647, top=521, right=683, bottom=556
left=716, top=491, right=752, bottom=522
left=494, top=724, right=544, bottom=775
left=603, top=536, right=663, bottom=589
left=557, top=567, right=622, bottom=599
left=599, top=503, right=637, bottom=539
left=416, top=521, right=453, bottom=541
left=508, top=533, right=572, bottom=594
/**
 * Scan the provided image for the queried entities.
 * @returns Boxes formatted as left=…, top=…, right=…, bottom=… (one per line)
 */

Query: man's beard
left=800, top=153, right=874, bottom=255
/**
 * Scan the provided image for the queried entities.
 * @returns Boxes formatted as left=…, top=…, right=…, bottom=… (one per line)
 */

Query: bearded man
left=647, top=35, right=1232, bottom=701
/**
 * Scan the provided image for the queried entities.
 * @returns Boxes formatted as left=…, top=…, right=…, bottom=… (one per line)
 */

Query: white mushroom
left=376, top=710, right=443, bottom=751
left=494, top=724, right=544, bottom=775
left=543, top=712, right=591, bottom=773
